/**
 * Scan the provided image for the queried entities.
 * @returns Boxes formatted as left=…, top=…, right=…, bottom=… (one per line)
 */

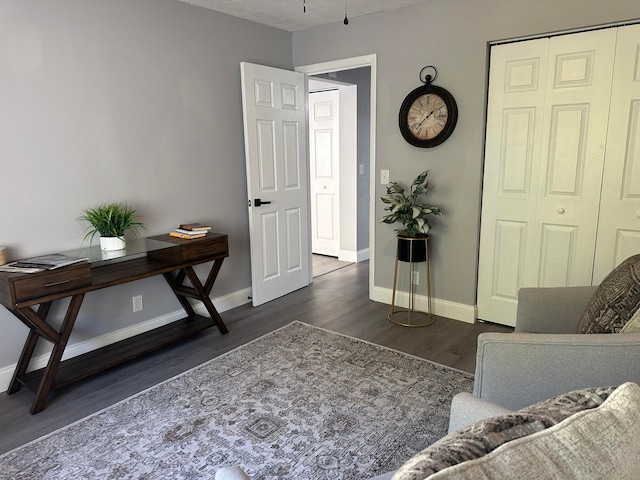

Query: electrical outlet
left=132, top=295, right=143, bottom=312
left=412, top=271, right=419, bottom=285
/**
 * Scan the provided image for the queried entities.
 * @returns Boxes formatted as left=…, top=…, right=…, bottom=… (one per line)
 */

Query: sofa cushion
left=576, top=253, right=640, bottom=334
left=391, top=383, right=640, bottom=480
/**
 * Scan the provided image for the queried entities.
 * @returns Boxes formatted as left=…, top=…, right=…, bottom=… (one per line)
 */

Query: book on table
left=173, top=228, right=209, bottom=236
left=169, top=231, right=207, bottom=239
left=178, top=223, right=212, bottom=232
left=2, top=254, right=89, bottom=273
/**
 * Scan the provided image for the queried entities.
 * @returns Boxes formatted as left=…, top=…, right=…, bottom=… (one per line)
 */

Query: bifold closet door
left=477, top=29, right=617, bottom=326
left=593, top=24, right=640, bottom=284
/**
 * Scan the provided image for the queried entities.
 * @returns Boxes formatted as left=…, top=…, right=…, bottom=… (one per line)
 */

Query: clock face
left=398, top=83, right=458, bottom=148
left=407, top=94, right=449, bottom=140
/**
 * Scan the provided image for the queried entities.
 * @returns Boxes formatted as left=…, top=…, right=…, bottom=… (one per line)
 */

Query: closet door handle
left=557, top=207, right=565, bottom=214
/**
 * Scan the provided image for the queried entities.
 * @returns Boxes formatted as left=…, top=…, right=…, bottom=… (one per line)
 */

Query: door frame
left=296, top=54, right=377, bottom=297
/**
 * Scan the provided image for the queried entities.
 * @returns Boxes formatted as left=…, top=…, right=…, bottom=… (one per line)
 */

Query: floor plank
left=312, top=253, right=352, bottom=277
left=0, top=260, right=512, bottom=454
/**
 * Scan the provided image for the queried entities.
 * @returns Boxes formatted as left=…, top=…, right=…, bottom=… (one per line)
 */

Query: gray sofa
left=217, top=285, right=640, bottom=480
left=473, top=286, right=640, bottom=411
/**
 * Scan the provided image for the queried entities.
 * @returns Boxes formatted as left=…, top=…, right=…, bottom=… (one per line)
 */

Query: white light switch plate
left=381, top=170, right=389, bottom=184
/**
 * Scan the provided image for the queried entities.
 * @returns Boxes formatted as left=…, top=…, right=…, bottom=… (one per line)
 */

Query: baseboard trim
left=337, top=248, right=370, bottom=263
left=356, top=248, right=370, bottom=263
left=0, top=287, right=252, bottom=394
left=371, top=286, right=476, bottom=324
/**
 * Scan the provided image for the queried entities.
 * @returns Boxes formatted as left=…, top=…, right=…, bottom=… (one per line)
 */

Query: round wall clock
left=398, top=66, right=458, bottom=148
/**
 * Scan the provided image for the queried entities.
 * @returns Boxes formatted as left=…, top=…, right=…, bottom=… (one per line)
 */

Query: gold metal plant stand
left=388, top=236, right=435, bottom=327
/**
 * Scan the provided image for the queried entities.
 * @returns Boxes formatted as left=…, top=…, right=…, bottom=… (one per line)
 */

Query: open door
left=240, top=62, right=311, bottom=306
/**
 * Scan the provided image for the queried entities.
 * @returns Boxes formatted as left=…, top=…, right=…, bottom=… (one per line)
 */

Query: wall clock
left=398, top=66, right=458, bottom=148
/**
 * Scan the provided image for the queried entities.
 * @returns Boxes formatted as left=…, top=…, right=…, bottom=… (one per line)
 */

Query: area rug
left=0, top=322, right=473, bottom=479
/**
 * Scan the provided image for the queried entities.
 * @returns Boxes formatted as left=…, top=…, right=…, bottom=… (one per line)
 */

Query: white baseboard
left=338, top=248, right=370, bottom=263
left=371, top=286, right=477, bottom=324
left=356, top=248, right=370, bottom=262
left=0, top=287, right=252, bottom=394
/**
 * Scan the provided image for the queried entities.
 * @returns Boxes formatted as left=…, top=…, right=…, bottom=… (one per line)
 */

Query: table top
left=63, top=237, right=175, bottom=265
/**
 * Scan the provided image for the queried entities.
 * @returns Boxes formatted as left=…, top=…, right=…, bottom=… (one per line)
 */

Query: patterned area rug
left=0, top=322, right=473, bottom=479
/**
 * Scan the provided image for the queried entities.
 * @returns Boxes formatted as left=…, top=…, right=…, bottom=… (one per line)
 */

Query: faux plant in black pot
left=380, top=170, right=442, bottom=262
left=79, top=202, right=145, bottom=251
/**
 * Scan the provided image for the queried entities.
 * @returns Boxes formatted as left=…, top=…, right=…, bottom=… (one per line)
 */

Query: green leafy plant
left=380, top=170, right=442, bottom=237
left=79, top=202, right=145, bottom=243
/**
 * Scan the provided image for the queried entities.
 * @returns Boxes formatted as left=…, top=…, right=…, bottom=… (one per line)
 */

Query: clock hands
left=412, top=103, right=446, bottom=131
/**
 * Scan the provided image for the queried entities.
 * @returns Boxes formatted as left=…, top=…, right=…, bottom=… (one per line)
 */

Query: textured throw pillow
left=576, top=253, right=640, bottom=334
left=391, top=385, right=619, bottom=480
left=428, top=382, right=640, bottom=480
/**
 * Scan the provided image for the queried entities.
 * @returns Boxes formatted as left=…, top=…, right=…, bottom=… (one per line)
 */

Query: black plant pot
left=396, top=236, right=428, bottom=263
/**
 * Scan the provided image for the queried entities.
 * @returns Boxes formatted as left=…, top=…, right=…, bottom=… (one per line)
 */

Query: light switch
left=380, top=170, right=389, bottom=184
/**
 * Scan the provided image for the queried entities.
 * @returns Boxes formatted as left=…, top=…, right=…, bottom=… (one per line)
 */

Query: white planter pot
left=100, top=236, right=126, bottom=251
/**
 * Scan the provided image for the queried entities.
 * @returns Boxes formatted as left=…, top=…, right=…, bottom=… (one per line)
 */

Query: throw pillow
left=391, top=385, right=618, bottom=480
left=427, top=382, right=640, bottom=480
left=576, top=253, right=640, bottom=334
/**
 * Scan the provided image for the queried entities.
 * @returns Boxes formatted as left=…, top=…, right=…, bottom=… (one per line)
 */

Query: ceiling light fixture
left=344, top=0, right=349, bottom=24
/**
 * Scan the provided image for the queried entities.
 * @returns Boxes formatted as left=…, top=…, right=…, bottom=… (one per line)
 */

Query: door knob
left=253, top=199, right=272, bottom=207
left=557, top=207, right=565, bottom=214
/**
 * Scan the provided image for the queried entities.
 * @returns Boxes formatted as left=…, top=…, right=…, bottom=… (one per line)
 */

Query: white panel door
left=477, top=38, right=550, bottom=325
left=531, top=29, right=616, bottom=288
left=478, top=29, right=617, bottom=326
left=593, top=24, right=640, bottom=282
left=309, top=90, right=340, bottom=257
left=240, top=62, right=311, bottom=307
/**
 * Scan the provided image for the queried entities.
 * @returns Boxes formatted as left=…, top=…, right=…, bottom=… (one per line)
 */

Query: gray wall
left=0, top=0, right=291, bottom=371
left=293, top=0, right=640, bottom=304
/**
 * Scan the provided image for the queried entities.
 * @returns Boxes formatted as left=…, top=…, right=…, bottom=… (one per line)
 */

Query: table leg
left=163, top=272, right=197, bottom=317
left=184, top=266, right=228, bottom=334
left=31, top=294, right=85, bottom=414
left=8, top=303, right=53, bottom=395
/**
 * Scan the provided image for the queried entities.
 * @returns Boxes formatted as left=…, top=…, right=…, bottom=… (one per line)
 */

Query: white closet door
left=531, top=29, right=616, bottom=288
left=478, top=29, right=617, bottom=326
left=593, top=24, right=640, bottom=283
left=477, top=38, right=549, bottom=325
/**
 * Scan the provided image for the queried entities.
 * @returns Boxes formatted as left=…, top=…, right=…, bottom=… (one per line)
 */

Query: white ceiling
left=176, top=0, right=428, bottom=32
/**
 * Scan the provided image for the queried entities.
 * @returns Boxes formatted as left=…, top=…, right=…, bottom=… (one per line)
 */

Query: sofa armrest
left=448, top=392, right=513, bottom=433
left=516, top=286, right=597, bottom=333
left=473, top=331, right=640, bottom=411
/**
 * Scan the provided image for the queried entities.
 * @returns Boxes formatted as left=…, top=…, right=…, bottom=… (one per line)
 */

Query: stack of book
left=0, top=254, right=89, bottom=273
left=169, top=223, right=212, bottom=239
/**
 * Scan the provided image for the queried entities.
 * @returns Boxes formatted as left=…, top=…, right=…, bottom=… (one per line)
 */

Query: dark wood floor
left=0, top=260, right=512, bottom=454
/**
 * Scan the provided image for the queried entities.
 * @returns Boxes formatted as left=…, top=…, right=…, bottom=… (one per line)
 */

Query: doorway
left=297, top=55, right=376, bottom=288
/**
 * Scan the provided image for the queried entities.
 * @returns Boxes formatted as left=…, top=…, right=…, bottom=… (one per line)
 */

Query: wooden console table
left=0, top=233, right=229, bottom=414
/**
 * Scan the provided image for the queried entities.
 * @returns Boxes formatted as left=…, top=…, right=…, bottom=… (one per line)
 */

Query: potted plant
left=380, top=170, right=442, bottom=262
left=79, top=202, right=145, bottom=251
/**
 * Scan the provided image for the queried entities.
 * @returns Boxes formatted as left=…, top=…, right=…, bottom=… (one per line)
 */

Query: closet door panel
left=593, top=24, right=640, bottom=283
left=477, top=39, right=548, bottom=326
left=532, top=29, right=617, bottom=287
